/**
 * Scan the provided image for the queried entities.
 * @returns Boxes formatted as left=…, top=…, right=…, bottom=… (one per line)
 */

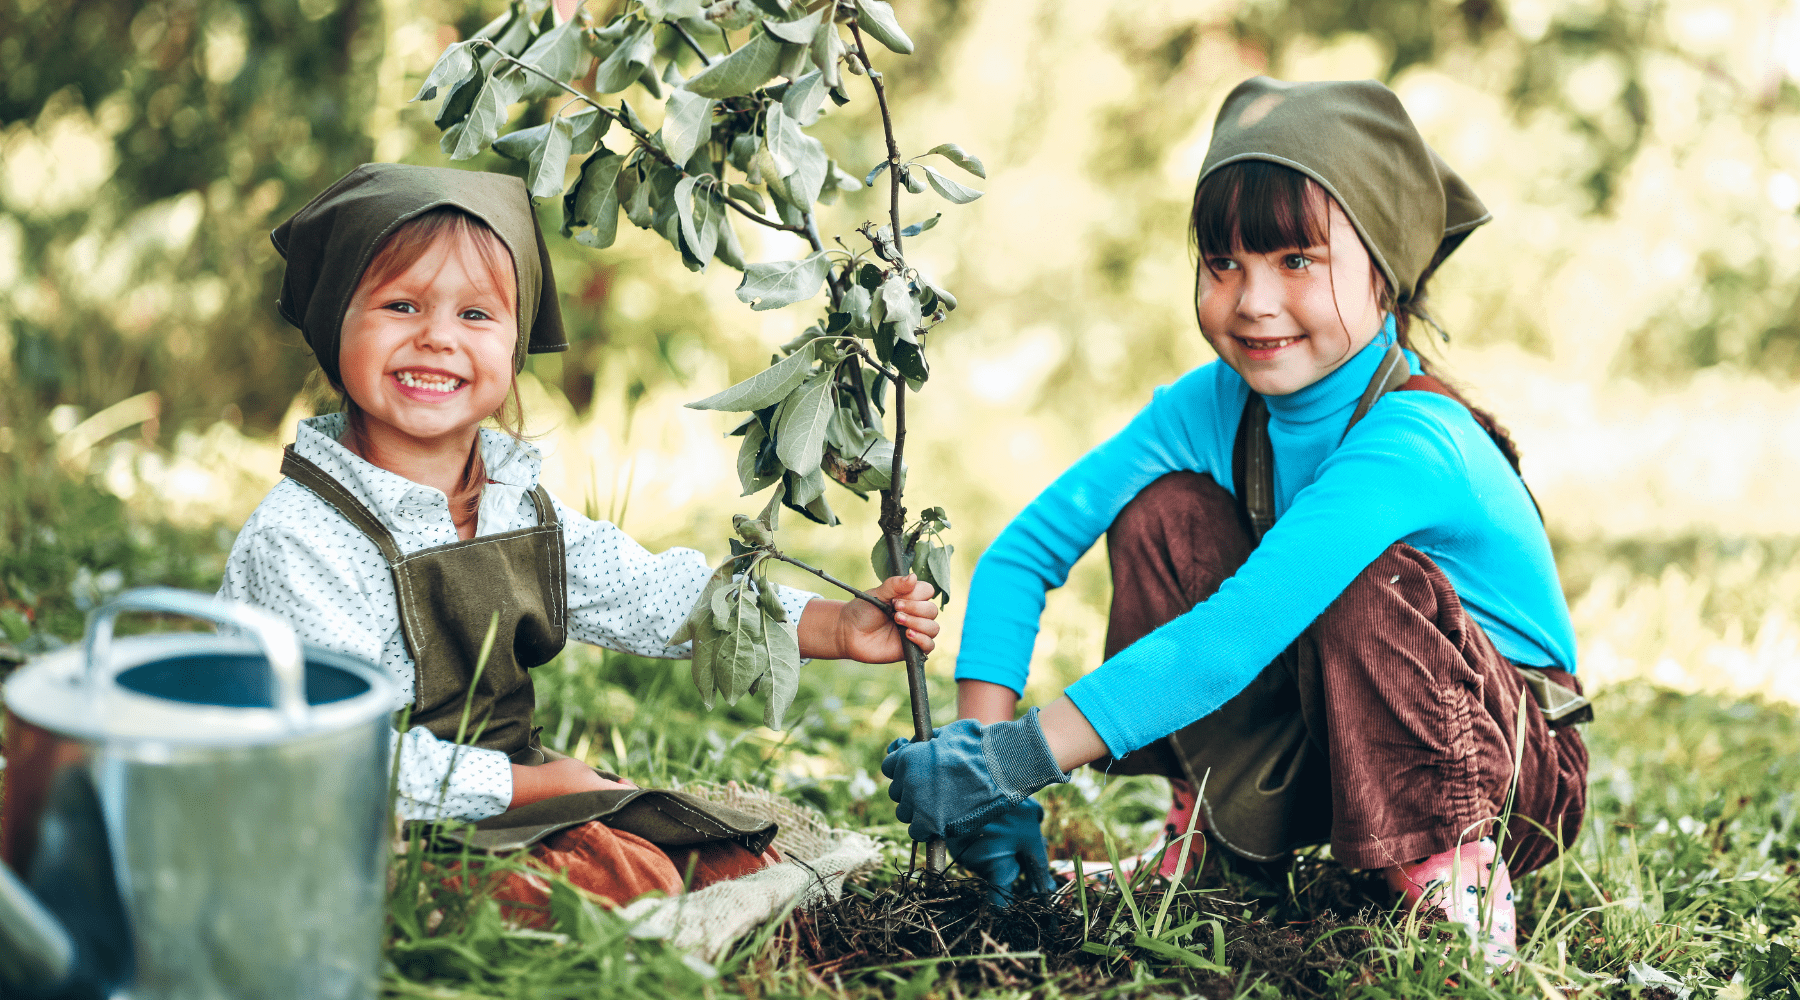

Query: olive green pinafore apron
left=281, top=447, right=777, bottom=856
left=1163, top=346, right=1590, bottom=861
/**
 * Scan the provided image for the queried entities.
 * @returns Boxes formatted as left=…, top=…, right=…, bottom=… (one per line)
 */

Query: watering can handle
left=84, top=588, right=309, bottom=730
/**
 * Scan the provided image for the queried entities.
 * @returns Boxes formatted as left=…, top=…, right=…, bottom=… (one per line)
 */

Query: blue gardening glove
left=948, top=798, right=1055, bottom=907
left=880, top=707, right=1070, bottom=842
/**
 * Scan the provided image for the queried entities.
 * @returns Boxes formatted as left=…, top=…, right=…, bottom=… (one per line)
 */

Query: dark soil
left=788, top=847, right=1397, bottom=998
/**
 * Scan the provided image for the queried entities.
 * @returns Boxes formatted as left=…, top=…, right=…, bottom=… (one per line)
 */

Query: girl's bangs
left=1191, top=159, right=1332, bottom=265
left=361, top=207, right=516, bottom=309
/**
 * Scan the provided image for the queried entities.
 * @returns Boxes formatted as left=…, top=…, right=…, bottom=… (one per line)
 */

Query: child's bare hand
left=835, top=574, right=941, bottom=663
left=509, top=757, right=636, bottom=809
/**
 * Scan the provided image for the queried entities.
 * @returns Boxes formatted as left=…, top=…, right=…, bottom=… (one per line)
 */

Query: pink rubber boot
left=1385, top=837, right=1516, bottom=968
left=1158, top=778, right=1203, bottom=879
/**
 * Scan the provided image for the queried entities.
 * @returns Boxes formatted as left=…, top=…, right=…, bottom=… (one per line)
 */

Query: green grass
left=4, top=452, right=1797, bottom=997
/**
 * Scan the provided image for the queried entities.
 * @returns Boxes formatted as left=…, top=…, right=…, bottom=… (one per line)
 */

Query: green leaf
left=817, top=160, right=861, bottom=205
left=902, top=165, right=926, bottom=194
left=734, top=250, right=832, bottom=311
left=565, top=150, right=624, bottom=246
left=505, top=18, right=589, bottom=101
left=892, top=339, right=928, bottom=383
left=775, top=39, right=811, bottom=81
left=758, top=478, right=785, bottom=529
left=491, top=119, right=552, bottom=161
left=620, top=165, right=653, bottom=228
left=870, top=534, right=913, bottom=581
left=920, top=164, right=982, bottom=204
left=809, top=17, right=843, bottom=89
left=923, top=142, right=986, bottom=179
left=900, top=213, right=941, bottom=238
left=593, top=21, right=654, bottom=94
left=441, top=71, right=521, bottom=161
left=763, top=8, right=824, bottom=43
left=672, top=564, right=733, bottom=645
left=712, top=578, right=735, bottom=624
left=877, top=274, right=920, bottom=343
left=841, top=284, right=872, bottom=331
left=761, top=619, right=800, bottom=728
left=774, top=373, right=834, bottom=477
left=864, top=160, right=890, bottom=188
left=683, top=29, right=783, bottom=98
left=756, top=579, right=789, bottom=623
left=853, top=0, right=914, bottom=54
left=434, top=70, right=482, bottom=130
left=786, top=466, right=827, bottom=508
left=764, top=105, right=828, bottom=208
left=661, top=89, right=714, bottom=166
left=691, top=628, right=721, bottom=709
left=413, top=41, right=476, bottom=103
left=915, top=266, right=956, bottom=311
left=526, top=116, right=576, bottom=200
left=781, top=69, right=828, bottom=126
left=694, top=188, right=723, bottom=268
left=720, top=184, right=762, bottom=216
left=673, top=175, right=707, bottom=272
left=735, top=419, right=781, bottom=497
left=687, top=339, right=818, bottom=411
left=715, top=208, right=746, bottom=270
left=566, top=106, right=607, bottom=153
left=925, top=542, right=953, bottom=606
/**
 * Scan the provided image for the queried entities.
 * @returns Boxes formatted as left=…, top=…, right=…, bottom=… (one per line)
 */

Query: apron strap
left=280, top=445, right=406, bottom=565
left=1342, top=343, right=1414, bottom=440
left=1231, top=394, right=1276, bottom=544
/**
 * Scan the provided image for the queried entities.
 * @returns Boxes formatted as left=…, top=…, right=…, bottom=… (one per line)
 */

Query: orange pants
left=487, top=820, right=779, bottom=926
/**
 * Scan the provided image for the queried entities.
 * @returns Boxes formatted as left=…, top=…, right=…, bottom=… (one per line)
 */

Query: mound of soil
left=788, top=849, right=1394, bottom=997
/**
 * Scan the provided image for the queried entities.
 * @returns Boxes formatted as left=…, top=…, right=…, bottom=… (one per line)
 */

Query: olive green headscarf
left=1199, top=77, right=1490, bottom=303
left=271, top=163, right=568, bottom=388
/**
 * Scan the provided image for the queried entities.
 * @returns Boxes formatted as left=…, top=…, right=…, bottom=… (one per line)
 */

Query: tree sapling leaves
left=566, top=150, right=624, bottom=245
left=809, top=17, right=843, bottom=89
left=775, top=373, right=834, bottom=477
left=642, top=0, right=705, bottom=19
left=864, top=160, right=890, bottom=188
left=733, top=250, right=832, bottom=311
left=765, top=104, right=828, bottom=207
left=920, top=164, right=982, bottom=204
left=877, top=273, right=920, bottom=342
left=916, top=267, right=956, bottom=310
left=527, top=116, right=576, bottom=200
left=762, top=7, right=824, bottom=43
left=715, top=209, right=747, bottom=270
left=441, top=70, right=522, bottom=161
left=901, top=165, right=926, bottom=194
left=761, top=618, right=799, bottom=728
left=565, top=106, right=607, bottom=153
left=683, top=28, right=783, bottom=98
left=892, top=339, right=929, bottom=383
left=413, top=40, right=476, bottom=103
left=900, top=213, right=941, bottom=238
left=672, top=564, right=734, bottom=646
left=505, top=17, right=589, bottom=101
left=687, top=338, right=818, bottom=411
left=853, top=0, right=914, bottom=54
left=923, top=142, right=986, bottom=179
left=731, top=512, right=775, bottom=547
left=661, top=89, right=713, bottom=166
left=593, top=21, right=655, bottom=94
left=727, top=183, right=766, bottom=214
left=871, top=534, right=913, bottom=582
left=673, top=175, right=710, bottom=271
left=736, top=420, right=781, bottom=496
left=758, top=478, right=785, bottom=530
left=923, top=541, right=954, bottom=606
left=781, top=69, right=829, bottom=126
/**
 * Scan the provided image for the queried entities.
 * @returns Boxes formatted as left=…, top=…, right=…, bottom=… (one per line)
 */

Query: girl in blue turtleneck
left=882, top=78, right=1590, bottom=967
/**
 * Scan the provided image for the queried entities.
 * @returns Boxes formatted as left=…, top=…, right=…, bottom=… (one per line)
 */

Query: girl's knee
left=1110, top=472, right=1239, bottom=554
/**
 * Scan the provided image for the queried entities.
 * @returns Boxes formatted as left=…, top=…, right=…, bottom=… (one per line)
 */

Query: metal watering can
left=0, top=589, right=398, bottom=999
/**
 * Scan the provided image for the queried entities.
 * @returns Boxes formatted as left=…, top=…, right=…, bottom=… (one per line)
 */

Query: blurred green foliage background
left=3, top=0, right=1799, bottom=709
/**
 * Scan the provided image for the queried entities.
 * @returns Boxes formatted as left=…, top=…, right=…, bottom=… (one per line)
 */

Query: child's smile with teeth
left=394, top=369, right=467, bottom=393
left=337, top=228, right=518, bottom=454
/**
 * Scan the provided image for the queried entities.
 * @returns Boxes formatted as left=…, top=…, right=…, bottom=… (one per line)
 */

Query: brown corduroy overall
left=281, top=447, right=779, bottom=916
left=1094, top=349, right=1589, bottom=876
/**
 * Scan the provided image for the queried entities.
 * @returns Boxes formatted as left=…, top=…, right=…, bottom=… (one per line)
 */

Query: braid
left=1380, top=260, right=1527, bottom=476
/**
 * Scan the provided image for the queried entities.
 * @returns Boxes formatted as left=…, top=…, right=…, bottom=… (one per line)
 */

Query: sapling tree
left=413, top=0, right=979, bottom=871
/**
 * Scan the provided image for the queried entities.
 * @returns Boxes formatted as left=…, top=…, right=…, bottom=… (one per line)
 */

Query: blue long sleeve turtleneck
left=955, top=322, right=1576, bottom=758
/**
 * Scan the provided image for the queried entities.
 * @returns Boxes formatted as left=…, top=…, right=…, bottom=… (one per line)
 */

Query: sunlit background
left=4, top=0, right=1799, bottom=711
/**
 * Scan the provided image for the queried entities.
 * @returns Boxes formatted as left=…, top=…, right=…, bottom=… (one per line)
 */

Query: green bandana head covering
left=1199, top=77, right=1490, bottom=304
left=271, top=163, right=568, bottom=388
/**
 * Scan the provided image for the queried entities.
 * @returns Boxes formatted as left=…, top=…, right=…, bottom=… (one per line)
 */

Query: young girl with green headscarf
left=882, top=77, right=1590, bottom=966
left=222, top=163, right=941, bottom=908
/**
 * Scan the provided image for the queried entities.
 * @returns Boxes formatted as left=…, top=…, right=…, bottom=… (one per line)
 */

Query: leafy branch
left=413, top=0, right=984, bottom=874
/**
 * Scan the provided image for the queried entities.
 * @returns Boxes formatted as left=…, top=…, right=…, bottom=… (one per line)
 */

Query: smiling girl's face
left=337, top=218, right=518, bottom=456
left=1195, top=178, right=1386, bottom=397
